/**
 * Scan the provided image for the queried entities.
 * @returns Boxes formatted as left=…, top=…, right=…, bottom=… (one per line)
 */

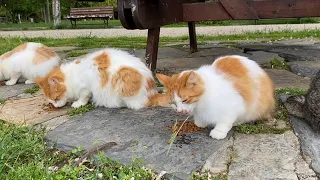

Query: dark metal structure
left=117, top=0, right=320, bottom=71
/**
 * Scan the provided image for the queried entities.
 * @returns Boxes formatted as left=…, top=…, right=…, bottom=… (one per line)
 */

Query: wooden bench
left=117, top=0, right=320, bottom=71
left=66, top=6, right=113, bottom=28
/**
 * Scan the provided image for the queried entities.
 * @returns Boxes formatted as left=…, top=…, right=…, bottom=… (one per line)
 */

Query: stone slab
left=291, top=116, right=320, bottom=175
left=228, top=131, right=316, bottom=180
left=0, top=82, right=34, bottom=99
left=288, top=61, right=320, bottom=78
left=238, top=44, right=320, bottom=62
left=134, top=47, right=190, bottom=60
left=0, top=94, right=69, bottom=125
left=46, top=107, right=233, bottom=179
left=246, top=51, right=284, bottom=67
left=265, top=69, right=311, bottom=90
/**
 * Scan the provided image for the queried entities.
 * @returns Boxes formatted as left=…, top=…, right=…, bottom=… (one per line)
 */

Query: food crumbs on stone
left=192, top=152, right=196, bottom=156
left=0, top=81, right=5, bottom=87
left=168, top=121, right=204, bottom=140
left=42, top=103, right=60, bottom=111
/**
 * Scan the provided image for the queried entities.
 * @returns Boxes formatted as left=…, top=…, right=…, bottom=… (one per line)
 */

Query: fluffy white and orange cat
left=157, top=55, right=275, bottom=140
left=0, top=42, right=60, bottom=85
left=36, top=48, right=167, bottom=109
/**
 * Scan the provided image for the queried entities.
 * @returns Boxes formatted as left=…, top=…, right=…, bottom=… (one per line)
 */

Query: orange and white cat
left=0, top=42, right=60, bottom=85
left=36, top=48, right=167, bottom=109
left=157, top=55, right=275, bottom=140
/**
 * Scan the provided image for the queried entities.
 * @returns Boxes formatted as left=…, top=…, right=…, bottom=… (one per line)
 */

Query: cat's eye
left=182, top=99, right=187, bottom=103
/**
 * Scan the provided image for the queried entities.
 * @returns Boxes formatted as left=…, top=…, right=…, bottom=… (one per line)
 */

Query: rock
left=0, top=83, right=34, bottom=99
left=46, top=107, right=233, bottom=179
left=202, top=138, right=233, bottom=174
left=187, top=47, right=246, bottom=58
left=0, top=94, right=69, bottom=125
left=134, top=47, right=190, bottom=60
left=238, top=44, right=320, bottom=62
left=265, top=69, right=311, bottom=90
left=51, top=46, right=77, bottom=52
left=290, top=116, right=320, bottom=175
left=246, top=51, right=284, bottom=67
left=288, top=61, right=320, bottom=78
left=39, top=115, right=70, bottom=131
left=228, top=131, right=315, bottom=180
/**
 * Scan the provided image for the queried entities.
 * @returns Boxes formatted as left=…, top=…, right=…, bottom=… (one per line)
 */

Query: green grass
left=191, top=171, right=227, bottom=180
left=0, top=19, right=123, bottom=30
left=269, top=58, right=289, bottom=70
left=0, top=121, right=154, bottom=179
left=1, top=18, right=319, bottom=30
left=275, top=88, right=307, bottom=95
left=24, top=85, right=40, bottom=94
left=0, top=99, right=5, bottom=104
left=67, top=51, right=87, bottom=57
left=236, top=120, right=290, bottom=134
left=1, top=29, right=320, bottom=54
left=67, top=104, right=96, bottom=116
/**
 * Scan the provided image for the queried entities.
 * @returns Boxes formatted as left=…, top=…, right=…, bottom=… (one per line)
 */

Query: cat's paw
left=5, top=80, right=17, bottom=86
left=210, top=129, right=228, bottom=140
left=71, top=101, right=87, bottom=108
left=25, top=80, right=35, bottom=84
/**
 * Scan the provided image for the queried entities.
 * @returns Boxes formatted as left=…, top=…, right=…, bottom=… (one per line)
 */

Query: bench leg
left=146, top=27, right=160, bottom=72
left=188, top=22, right=198, bottom=53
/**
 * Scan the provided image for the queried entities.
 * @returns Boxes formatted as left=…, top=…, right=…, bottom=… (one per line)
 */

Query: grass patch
left=235, top=120, right=290, bottom=134
left=1, top=29, right=320, bottom=54
left=67, top=51, right=87, bottom=58
left=275, top=88, right=307, bottom=95
left=269, top=58, right=289, bottom=70
left=24, top=85, right=40, bottom=94
left=0, top=99, right=6, bottom=104
left=67, top=104, right=96, bottom=116
left=0, top=121, right=154, bottom=179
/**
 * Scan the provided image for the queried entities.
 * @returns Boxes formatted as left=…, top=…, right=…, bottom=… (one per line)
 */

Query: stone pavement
left=1, top=38, right=320, bottom=179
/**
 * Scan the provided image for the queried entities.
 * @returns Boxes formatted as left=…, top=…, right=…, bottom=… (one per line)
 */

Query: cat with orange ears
left=36, top=48, right=167, bottom=109
left=0, top=42, right=60, bottom=85
left=157, top=55, right=275, bottom=140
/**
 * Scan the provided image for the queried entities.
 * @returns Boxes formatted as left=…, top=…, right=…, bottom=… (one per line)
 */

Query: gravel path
left=0, top=24, right=319, bottom=38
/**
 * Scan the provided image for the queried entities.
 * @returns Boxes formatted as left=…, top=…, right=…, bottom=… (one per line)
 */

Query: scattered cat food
left=0, top=81, right=5, bottom=87
left=168, top=121, right=204, bottom=140
left=42, top=103, right=60, bottom=111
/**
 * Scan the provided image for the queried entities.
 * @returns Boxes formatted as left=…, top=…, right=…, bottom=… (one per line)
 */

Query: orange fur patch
left=215, top=57, right=254, bottom=107
left=0, top=43, right=28, bottom=60
left=146, top=78, right=156, bottom=91
left=32, top=46, right=58, bottom=65
left=147, top=93, right=170, bottom=107
left=35, top=67, right=66, bottom=100
left=112, top=67, right=142, bottom=97
left=94, top=52, right=110, bottom=88
left=257, top=73, right=276, bottom=119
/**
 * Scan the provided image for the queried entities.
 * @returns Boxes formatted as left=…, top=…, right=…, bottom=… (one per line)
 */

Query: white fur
left=0, top=42, right=60, bottom=85
left=52, top=48, right=157, bottom=110
left=173, top=55, right=267, bottom=140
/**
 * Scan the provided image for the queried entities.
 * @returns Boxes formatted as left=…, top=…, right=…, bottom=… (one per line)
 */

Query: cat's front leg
left=210, top=123, right=233, bottom=140
left=6, top=72, right=21, bottom=86
left=71, top=90, right=92, bottom=108
left=25, top=80, right=35, bottom=84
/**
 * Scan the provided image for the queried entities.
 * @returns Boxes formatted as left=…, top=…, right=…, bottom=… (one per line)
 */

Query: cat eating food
left=36, top=48, right=168, bottom=109
left=0, top=42, right=60, bottom=86
left=156, top=55, right=276, bottom=140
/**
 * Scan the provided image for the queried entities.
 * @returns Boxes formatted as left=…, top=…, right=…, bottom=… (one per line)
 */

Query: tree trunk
left=52, top=0, right=61, bottom=28
left=46, top=0, right=51, bottom=23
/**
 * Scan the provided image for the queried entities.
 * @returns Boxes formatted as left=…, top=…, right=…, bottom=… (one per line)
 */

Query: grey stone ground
left=1, top=38, right=320, bottom=179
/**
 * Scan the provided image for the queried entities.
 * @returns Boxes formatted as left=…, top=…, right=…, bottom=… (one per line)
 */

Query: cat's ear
left=186, top=71, right=198, bottom=88
left=48, top=77, right=59, bottom=87
left=156, top=74, right=170, bottom=86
